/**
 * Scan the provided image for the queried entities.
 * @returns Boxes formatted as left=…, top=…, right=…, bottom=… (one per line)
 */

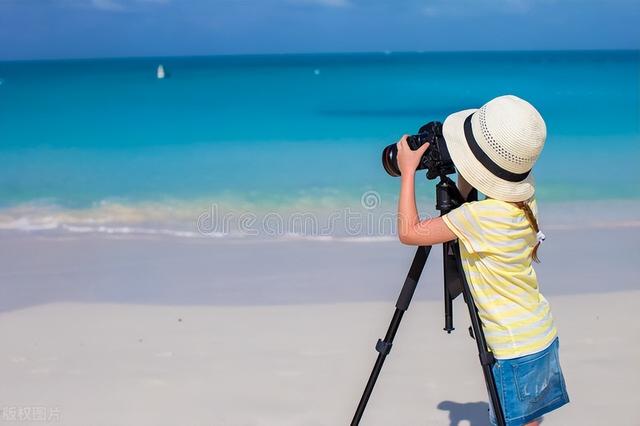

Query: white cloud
left=288, top=0, right=351, bottom=7
left=420, top=0, right=536, bottom=17
left=422, top=5, right=438, bottom=16
left=86, top=0, right=170, bottom=12
left=503, top=0, right=534, bottom=13
left=91, top=0, right=125, bottom=11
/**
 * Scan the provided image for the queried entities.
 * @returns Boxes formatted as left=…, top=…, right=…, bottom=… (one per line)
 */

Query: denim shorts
left=489, top=337, right=570, bottom=426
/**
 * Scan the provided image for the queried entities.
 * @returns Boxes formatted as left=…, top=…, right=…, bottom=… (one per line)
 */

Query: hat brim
left=442, top=109, right=535, bottom=202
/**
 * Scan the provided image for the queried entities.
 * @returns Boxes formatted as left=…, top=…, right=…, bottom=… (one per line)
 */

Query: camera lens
left=381, top=144, right=401, bottom=177
left=381, top=135, right=425, bottom=177
left=381, top=122, right=451, bottom=179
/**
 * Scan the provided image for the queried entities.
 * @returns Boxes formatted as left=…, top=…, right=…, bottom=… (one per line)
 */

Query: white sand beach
left=1, top=292, right=638, bottom=425
left=0, top=223, right=639, bottom=425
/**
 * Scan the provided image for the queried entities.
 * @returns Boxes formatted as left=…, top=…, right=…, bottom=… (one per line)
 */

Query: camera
left=381, top=121, right=455, bottom=180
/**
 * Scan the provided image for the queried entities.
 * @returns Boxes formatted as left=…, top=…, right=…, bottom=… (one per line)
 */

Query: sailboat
left=156, top=65, right=165, bottom=80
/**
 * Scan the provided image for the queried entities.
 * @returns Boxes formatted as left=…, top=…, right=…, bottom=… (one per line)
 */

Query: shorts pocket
left=512, top=350, right=553, bottom=402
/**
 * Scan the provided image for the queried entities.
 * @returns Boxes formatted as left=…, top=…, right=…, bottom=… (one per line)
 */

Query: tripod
left=351, top=175, right=506, bottom=426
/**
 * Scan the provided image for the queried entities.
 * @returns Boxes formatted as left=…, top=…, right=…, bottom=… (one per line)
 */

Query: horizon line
left=1, top=48, right=638, bottom=64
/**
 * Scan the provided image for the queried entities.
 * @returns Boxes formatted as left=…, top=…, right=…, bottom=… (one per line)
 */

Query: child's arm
left=396, top=136, right=457, bottom=246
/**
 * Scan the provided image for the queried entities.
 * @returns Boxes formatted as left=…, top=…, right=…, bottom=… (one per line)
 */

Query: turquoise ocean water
left=0, top=51, right=638, bottom=237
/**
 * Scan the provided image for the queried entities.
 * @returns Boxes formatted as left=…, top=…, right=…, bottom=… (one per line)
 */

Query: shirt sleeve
left=442, top=202, right=487, bottom=254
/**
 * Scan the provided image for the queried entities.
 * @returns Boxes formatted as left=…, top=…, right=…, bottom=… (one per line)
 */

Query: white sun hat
left=442, top=95, right=546, bottom=202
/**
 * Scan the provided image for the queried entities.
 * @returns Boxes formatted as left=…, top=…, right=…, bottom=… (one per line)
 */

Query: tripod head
left=434, top=174, right=477, bottom=216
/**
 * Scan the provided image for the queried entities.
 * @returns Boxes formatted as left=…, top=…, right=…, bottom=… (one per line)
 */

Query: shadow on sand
left=437, top=401, right=546, bottom=426
left=437, top=401, right=490, bottom=426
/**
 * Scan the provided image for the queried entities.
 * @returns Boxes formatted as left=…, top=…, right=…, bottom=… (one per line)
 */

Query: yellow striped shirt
left=442, top=198, right=557, bottom=359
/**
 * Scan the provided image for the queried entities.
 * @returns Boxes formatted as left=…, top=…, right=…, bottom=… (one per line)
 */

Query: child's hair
left=515, top=201, right=542, bottom=263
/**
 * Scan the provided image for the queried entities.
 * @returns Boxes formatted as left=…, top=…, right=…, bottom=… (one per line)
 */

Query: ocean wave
left=545, top=221, right=640, bottom=231
left=280, top=233, right=396, bottom=242
left=0, top=218, right=215, bottom=238
left=60, top=225, right=208, bottom=239
left=0, top=217, right=60, bottom=231
left=1, top=198, right=640, bottom=242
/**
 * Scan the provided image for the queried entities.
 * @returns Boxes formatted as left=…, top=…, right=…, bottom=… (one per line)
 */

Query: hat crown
left=474, top=95, right=546, bottom=174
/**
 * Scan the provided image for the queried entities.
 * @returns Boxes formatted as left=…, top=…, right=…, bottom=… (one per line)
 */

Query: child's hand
left=396, top=135, right=430, bottom=176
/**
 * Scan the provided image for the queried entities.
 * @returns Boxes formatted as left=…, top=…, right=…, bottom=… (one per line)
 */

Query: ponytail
left=515, top=200, right=542, bottom=263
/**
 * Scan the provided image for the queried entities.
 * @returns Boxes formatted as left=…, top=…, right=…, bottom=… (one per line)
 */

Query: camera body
left=382, top=121, right=456, bottom=180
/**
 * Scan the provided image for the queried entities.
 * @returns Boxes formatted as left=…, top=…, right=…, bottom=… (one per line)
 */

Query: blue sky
left=0, top=0, right=638, bottom=60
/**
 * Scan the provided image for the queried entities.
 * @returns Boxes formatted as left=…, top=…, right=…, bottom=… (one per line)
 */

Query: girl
left=395, top=95, right=570, bottom=426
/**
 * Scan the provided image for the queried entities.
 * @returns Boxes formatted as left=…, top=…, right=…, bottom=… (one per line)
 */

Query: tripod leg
left=351, top=245, right=431, bottom=426
left=443, top=243, right=463, bottom=333
left=452, top=242, right=507, bottom=426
